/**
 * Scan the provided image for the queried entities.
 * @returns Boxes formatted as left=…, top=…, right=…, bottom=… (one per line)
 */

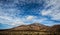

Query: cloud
left=0, top=0, right=60, bottom=29
left=41, top=0, right=60, bottom=20
left=33, top=18, right=47, bottom=23
left=0, top=0, right=26, bottom=26
left=0, top=15, right=25, bottom=26
left=0, top=16, right=13, bottom=20
left=51, top=12, right=60, bottom=20
left=41, top=10, right=52, bottom=16
left=11, top=19, right=25, bottom=26
left=26, top=16, right=36, bottom=21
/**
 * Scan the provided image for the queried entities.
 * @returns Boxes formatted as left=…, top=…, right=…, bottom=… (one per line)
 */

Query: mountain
left=10, top=23, right=49, bottom=31
left=0, top=23, right=60, bottom=32
left=50, top=25, right=60, bottom=32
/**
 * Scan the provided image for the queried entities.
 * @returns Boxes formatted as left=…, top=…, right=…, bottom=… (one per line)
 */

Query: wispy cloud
left=26, top=15, right=36, bottom=21
left=41, top=0, right=60, bottom=20
left=0, top=0, right=60, bottom=29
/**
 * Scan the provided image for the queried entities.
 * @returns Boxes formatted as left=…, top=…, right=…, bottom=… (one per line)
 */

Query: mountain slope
left=50, top=25, right=60, bottom=32
left=0, top=23, right=60, bottom=32
left=10, top=23, right=49, bottom=31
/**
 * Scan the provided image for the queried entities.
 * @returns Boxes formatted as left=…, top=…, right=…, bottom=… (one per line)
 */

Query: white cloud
left=0, top=16, right=13, bottom=20
left=0, top=0, right=25, bottom=26
left=11, top=20, right=25, bottom=26
left=44, top=23, right=60, bottom=26
left=0, top=15, right=25, bottom=26
left=33, top=18, right=47, bottom=23
left=41, top=0, right=60, bottom=20
left=51, top=13, right=60, bottom=20
left=41, top=10, right=52, bottom=16
left=26, top=16, right=36, bottom=21
left=0, top=0, right=60, bottom=27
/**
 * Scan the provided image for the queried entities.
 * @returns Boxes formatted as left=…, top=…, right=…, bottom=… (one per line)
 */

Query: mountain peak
left=30, top=23, right=44, bottom=26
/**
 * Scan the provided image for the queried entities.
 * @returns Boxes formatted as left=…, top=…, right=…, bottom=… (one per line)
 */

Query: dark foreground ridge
left=0, top=23, right=60, bottom=35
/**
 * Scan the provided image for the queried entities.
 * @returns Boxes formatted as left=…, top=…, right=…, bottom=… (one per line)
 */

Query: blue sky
left=0, top=0, right=60, bottom=29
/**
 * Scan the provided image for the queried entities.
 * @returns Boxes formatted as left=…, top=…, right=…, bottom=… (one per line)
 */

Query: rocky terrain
left=0, top=23, right=60, bottom=35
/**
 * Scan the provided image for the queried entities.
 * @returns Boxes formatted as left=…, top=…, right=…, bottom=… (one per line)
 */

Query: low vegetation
left=0, top=23, right=60, bottom=35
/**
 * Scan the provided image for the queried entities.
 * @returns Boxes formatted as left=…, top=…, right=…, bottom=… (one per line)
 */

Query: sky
left=0, top=0, right=60, bottom=29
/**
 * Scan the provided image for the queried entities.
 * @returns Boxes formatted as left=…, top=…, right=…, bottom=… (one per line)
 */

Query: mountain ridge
left=0, top=23, right=60, bottom=32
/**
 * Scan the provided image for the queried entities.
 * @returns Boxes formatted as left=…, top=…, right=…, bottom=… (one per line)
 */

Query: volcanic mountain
left=50, top=25, right=60, bottom=32
left=0, top=23, right=60, bottom=32
left=9, top=23, right=50, bottom=31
